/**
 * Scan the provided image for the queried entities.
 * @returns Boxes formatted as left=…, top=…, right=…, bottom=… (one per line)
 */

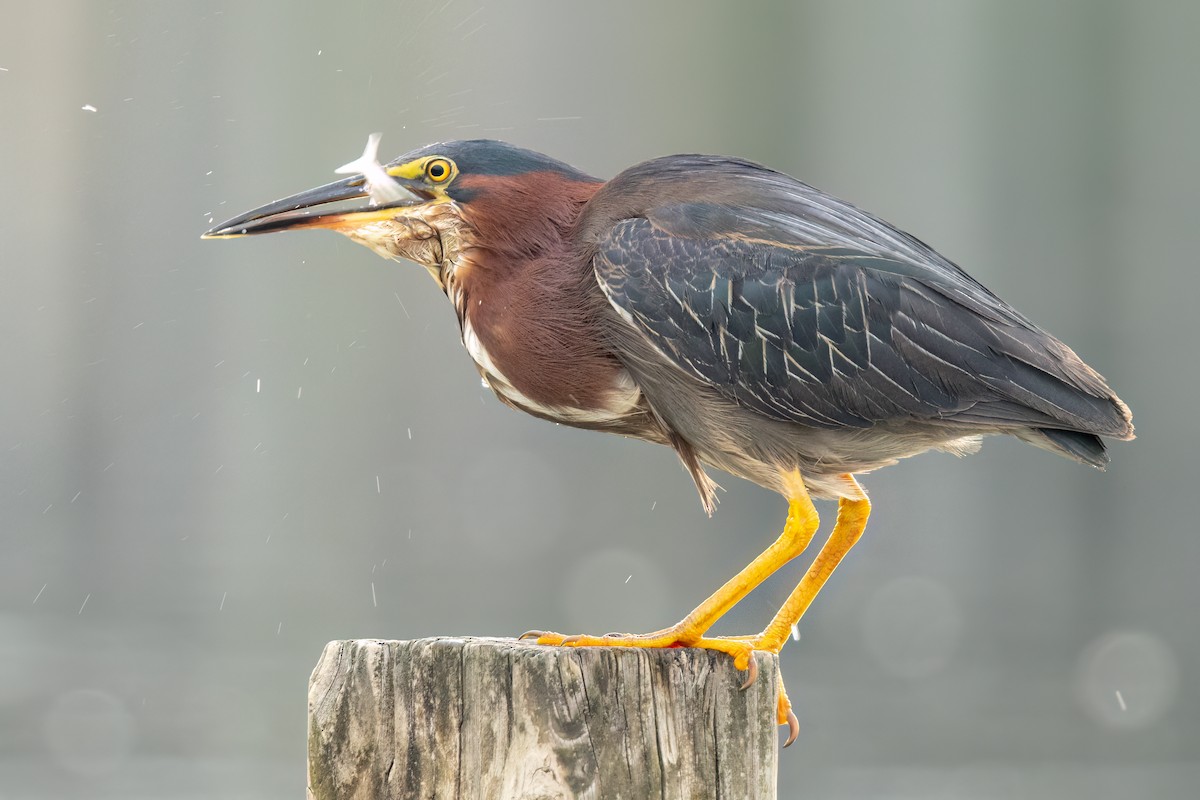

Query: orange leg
left=711, top=480, right=871, bottom=745
left=524, top=473, right=871, bottom=747
left=753, top=488, right=871, bottom=655
left=524, top=475, right=821, bottom=673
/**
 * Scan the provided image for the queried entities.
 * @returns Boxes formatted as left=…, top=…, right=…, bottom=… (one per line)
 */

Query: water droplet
left=563, top=549, right=669, bottom=633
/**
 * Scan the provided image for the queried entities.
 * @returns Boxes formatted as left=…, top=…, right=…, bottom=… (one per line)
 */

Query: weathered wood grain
left=307, top=637, right=779, bottom=800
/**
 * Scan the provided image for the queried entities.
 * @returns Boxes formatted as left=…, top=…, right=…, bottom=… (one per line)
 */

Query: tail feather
left=986, top=356, right=1134, bottom=440
left=1020, top=428, right=1111, bottom=469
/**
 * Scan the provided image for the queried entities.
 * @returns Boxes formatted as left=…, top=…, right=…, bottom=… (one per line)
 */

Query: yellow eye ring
left=425, top=158, right=453, bottom=183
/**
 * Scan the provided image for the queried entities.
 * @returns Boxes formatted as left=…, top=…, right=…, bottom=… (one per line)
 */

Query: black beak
left=202, top=174, right=425, bottom=239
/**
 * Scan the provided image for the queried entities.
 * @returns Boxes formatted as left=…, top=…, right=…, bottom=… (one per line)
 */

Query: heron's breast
left=460, top=314, right=641, bottom=425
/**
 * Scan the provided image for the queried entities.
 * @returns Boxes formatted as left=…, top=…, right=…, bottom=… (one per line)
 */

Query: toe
left=738, top=653, right=759, bottom=690
left=775, top=674, right=799, bottom=747
left=520, top=630, right=569, bottom=646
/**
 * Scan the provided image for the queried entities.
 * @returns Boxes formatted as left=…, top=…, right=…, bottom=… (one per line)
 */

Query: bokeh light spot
left=456, top=447, right=565, bottom=559
left=1075, top=630, right=1178, bottom=730
left=43, top=688, right=134, bottom=777
left=860, top=575, right=964, bottom=679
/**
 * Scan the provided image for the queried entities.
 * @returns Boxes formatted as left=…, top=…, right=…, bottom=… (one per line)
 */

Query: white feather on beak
left=334, top=132, right=409, bottom=206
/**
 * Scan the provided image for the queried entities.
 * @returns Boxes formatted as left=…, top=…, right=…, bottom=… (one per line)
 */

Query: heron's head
left=204, top=139, right=601, bottom=285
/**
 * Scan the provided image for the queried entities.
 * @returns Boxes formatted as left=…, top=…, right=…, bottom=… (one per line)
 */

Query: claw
left=518, top=630, right=545, bottom=641
left=738, top=653, right=759, bottom=690
left=560, top=634, right=583, bottom=646
left=783, top=707, right=799, bottom=748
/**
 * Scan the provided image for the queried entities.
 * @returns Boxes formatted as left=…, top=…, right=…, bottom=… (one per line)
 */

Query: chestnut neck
left=444, top=171, right=601, bottom=317
left=444, top=172, right=631, bottom=414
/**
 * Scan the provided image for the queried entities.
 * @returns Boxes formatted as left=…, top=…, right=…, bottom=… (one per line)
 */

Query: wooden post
left=308, top=637, right=779, bottom=800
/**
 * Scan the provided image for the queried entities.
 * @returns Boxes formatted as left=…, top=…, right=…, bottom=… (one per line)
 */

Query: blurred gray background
left=1, top=1, right=1196, bottom=797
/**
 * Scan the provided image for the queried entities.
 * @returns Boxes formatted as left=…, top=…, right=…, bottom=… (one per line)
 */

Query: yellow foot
left=519, top=627, right=803, bottom=742
left=521, top=628, right=761, bottom=681
left=706, top=635, right=798, bottom=745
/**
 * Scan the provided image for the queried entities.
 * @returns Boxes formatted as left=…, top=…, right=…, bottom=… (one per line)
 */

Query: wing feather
left=593, top=210, right=1128, bottom=437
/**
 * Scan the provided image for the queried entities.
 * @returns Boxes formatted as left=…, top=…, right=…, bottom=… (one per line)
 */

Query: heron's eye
left=425, top=158, right=453, bottom=183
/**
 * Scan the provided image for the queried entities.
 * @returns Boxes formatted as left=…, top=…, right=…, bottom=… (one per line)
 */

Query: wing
left=589, top=177, right=1131, bottom=440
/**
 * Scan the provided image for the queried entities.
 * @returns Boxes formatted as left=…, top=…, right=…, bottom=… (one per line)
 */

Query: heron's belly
left=624, top=339, right=983, bottom=500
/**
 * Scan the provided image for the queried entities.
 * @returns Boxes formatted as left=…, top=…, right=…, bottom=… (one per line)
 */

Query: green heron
left=204, top=139, right=1134, bottom=745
